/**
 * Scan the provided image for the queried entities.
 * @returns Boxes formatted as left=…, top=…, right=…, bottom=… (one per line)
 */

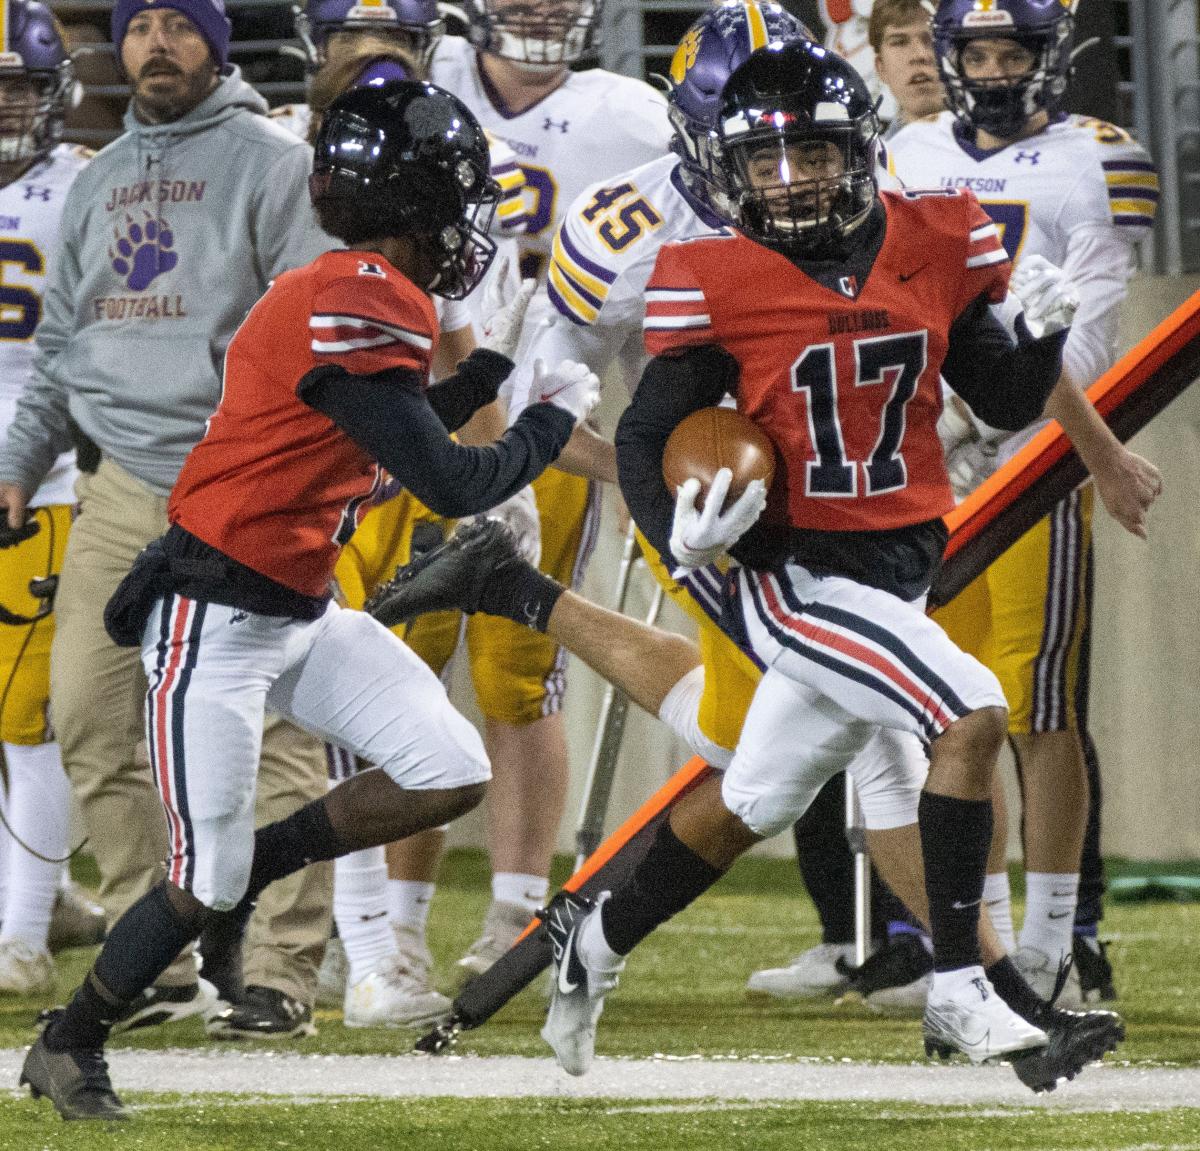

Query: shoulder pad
left=547, top=175, right=670, bottom=326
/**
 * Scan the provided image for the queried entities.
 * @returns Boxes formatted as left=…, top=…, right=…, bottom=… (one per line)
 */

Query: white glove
left=945, top=438, right=1000, bottom=503
left=480, top=256, right=537, bottom=361
left=936, top=389, right=977, bottom=458
left=480, top=486, right=541, bottom=565
left=528, top=357, right=600, bottom=424
left=1010, top=253, right=1079, bottom=339
left=669, top=467, right=767, bottom=572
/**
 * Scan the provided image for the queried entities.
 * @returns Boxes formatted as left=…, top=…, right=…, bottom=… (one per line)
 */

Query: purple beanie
left=111, top=0, right=233, bottom=69
left=352, top=57, right=410, bottom=89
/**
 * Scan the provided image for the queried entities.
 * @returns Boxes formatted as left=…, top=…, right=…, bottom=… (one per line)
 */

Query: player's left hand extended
left=670, top=467, right=767, bottom=573
left=1010, top=253, right=1079, bottom=338
left=1093, top=445, right=1163, bottom=539
left=475, top=485, right=541, bottom=565
left=480, top=256, right=537, bottom=362
left=530, top=358, right=601, bottom=423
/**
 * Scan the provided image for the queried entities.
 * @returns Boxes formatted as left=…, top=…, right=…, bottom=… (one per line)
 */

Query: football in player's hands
left=663, top=406, right=776, bottom=512
left=670, top=469, right=768, bottom=572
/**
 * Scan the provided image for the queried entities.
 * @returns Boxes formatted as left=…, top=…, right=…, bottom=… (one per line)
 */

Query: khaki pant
left=49, top=459, right=332, bottom=1001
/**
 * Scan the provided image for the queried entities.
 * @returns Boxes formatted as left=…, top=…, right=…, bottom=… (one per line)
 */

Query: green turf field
left=1, top=851, right=1197, bottom=1148
left=3, top=1097, right=1200, bottom=1151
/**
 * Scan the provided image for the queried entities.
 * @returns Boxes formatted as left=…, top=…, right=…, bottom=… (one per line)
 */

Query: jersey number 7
left=791, top=330, right=928, bottom=498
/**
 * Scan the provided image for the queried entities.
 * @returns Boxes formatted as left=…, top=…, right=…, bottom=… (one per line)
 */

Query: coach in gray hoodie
left=0, top=0, right=334, bottom=1035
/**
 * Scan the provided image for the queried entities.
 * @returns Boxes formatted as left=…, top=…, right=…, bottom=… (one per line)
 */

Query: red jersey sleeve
left=309, top=269, right=437, bottom=378
left=643, top=243, right=715, bottom=358
left=958, top=190, right=1011, bottom=312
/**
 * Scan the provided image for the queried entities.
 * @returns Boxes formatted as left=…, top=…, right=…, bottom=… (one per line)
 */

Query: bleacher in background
left=51, top=0, right=307, bottom=146
left=47, top=0, right=1197, bottom=270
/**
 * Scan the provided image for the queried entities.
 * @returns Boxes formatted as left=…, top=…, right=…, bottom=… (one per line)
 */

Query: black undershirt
left=298, top=348, right=574, bottom=521
left=111, top=349, right=575, bottom=629
left=616, top=237, right=1067, bottom=601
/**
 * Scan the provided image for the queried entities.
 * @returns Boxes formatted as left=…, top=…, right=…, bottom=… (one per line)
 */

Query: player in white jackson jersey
left=366, top=0, right=672, bottom=983
left=0, top=0, right=90, bottom=996
left=888, top=0, right=1159, bottom=1006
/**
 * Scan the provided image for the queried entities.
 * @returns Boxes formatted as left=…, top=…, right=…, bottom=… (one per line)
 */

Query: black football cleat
left=1073, top=935, right=1118, bottom=1002
left=842, top=932, right=933, bottom=1014
left=20, top=1019, right=128, bottom=1121
left=205, top=985, right=316, bottom=1040
left=365, top=517, right=524, bottom=628
left=1009, top=1004, right=1126, bottom=1093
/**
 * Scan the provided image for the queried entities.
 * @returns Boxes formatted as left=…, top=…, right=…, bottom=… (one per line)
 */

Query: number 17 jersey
left=644, top=189, right=1010, bottom=534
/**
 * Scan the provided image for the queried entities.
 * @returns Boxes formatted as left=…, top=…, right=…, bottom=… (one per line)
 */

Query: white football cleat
left=923, top=968, right=1048, bottom=1064
left=456, top=900, right=533, bottom=979
left=541, top=891, right=624, bottom=1076
left=0, top=938, right=55, bottom=996
left=866, top=972, right=932, bottom=1016
left=343, top=953, right=451, bottom=1030
left=746, top=942, right=856, bottom=999
left=316, top=936, right=348, bottom=1008
left=1013, top=944, right=1084, bottom=1009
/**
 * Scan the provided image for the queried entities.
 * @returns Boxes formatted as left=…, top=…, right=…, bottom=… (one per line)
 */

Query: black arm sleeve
left=299, top=364, right=574, bottom=518
left=941, top=293, right=1069, bottom=431
left=425, top=348, right=513, bottom=433
left=614, top=344, right=740, bottom=565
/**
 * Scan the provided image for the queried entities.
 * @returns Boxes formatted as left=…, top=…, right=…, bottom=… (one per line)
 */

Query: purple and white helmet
left=296, top=0, right=444, bottom=73
left=461, top=0, right=603, bottom=69
left=931, top=0, right=1075, bottom=139
left=666, top=1, right=813, bottom=208
left=0, top=0, right=74, bottom=164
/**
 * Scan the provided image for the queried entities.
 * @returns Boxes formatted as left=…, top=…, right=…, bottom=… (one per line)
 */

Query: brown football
left=663, top=406, right=776, bottom=511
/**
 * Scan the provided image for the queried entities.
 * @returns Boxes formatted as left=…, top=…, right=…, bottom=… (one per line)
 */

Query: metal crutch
left=844, top=772, right=872, bottom=967
left=573, top=523, right=664, bottom=870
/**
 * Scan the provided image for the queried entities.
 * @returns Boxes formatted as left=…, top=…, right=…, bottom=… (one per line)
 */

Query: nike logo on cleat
left=951, top=898, right=983, bottom=910
left=557, top=926, right=580, bottom=994
left=1048, top=910, right=1073, bottom=919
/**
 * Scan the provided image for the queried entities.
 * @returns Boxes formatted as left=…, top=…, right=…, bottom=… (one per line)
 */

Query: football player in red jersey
left=18, top=80, right=599, bottom=1122
left=565, top=42, right=1156, bottom=1081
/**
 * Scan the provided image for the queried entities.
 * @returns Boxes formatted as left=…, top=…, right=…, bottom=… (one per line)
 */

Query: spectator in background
left=870, top=0, right=944, bottom=135
left=0, top=0, right=334, bottom=1038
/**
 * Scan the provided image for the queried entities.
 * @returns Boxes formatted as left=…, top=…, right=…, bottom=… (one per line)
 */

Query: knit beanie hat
left=111, top=0, right=232, bottom=69
left=352, top=57, right=410, bottom=89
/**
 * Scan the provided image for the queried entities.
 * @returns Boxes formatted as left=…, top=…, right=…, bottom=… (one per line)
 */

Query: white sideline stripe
left=0, top=1050, right=1196, bottom=1109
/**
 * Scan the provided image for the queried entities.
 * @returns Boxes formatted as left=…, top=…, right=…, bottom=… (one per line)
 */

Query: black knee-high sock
left=919, top=791, right=993, bottom=972
left=986, top=955, right=1045, bottom=1023
left=792, top=773, right=857, bottom=945
left=197, top=799, right=350, bottom=1000
left=239, top=796, right=348, bottom=915
left=47, top=883, right=204, bottom=1051
left=599, top=822, right=723, bottom=956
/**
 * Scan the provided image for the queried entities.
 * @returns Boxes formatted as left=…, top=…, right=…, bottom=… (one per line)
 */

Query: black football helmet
left=310, top=80, right=500, bottom=299
left=713, top=41, right=881, bottom=259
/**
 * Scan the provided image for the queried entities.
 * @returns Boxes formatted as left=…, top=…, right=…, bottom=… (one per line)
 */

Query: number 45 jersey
left=0, top=144, right=89, bottom=508
left=644, top=188, right=1010, bottom=534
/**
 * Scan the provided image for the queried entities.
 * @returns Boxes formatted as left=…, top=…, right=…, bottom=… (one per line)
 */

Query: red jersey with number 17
left=643, top=188, right=1010, bottom=533
left=170, top=250, right=438, bottom=597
